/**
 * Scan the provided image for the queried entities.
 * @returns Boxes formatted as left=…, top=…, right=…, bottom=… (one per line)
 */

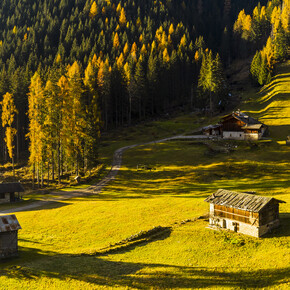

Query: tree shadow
left=0, top=246, right=289, bottom=288
left=0, top=200, right=71, bottom=214
left=262, top=213, right=290, bottom=238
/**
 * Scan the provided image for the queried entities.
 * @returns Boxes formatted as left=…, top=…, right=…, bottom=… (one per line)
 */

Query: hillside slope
left=242, top=60, right=290, bottom=142
left=0, top=64, right=289, bottom=288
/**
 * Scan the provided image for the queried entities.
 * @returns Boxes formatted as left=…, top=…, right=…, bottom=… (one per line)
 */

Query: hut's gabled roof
left=222, top=111, right=266, bottom=127
left=205, top=189, right=285, bottom=213
left=0, top=182, right=25, bottom=194
left=0, top=214, right=21, bottom=232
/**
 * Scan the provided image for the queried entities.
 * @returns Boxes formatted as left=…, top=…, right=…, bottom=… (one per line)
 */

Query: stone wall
left=0, top=193, right=10, bottom=204
left=223, top=131, right=245, bottom=140
left=0, top=231, right=18, bottom=258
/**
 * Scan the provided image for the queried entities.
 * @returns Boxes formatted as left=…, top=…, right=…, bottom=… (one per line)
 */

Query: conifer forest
left=0, top=0, right=289, bottom=182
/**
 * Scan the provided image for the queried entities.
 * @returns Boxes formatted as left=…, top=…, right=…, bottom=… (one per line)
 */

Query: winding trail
left=0, top=135, right=209, bottom=214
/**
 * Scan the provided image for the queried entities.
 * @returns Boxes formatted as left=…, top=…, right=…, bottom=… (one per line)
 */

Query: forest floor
left=0, top=61, right=289, bottom=289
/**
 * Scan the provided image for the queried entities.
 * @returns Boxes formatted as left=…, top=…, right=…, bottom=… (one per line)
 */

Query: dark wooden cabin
left=0, top=214, right=21, bottom=259
left=0, top=182, right=25, bottom=204
left=221, top=110, right=267, bottom=140
left=205, top=189, right=285, bottom=237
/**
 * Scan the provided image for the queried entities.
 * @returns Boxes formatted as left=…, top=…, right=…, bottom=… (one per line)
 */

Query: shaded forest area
left=1, top=0, right=288, bottom=182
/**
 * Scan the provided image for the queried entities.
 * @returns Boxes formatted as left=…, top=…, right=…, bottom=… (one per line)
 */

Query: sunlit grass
left=0, top=63, right=289, bottom=288
left=242, top=60, right=290, bottom=141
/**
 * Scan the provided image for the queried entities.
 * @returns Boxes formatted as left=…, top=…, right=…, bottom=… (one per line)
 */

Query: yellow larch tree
left=113, top=32, right=120, bottom=49
left=123, top=42, right=129, bottom=56
left=90, top=1, right=98, bottom=19
left=84, top=60, right=100, bottom=170
left=140, top=44, right=147, bottom=55
left=163, top=48, right=170, bottom=63
left=65, top=61, right=87, bottom=175
left=116, top=53, right=125, bottom=68
left=116, top=3, right=122, bottom=14
left=28, top=73, right=45, bottom=187
left=119, top=8, right=127, bottom=26
left=271, top=6, right=281, bottom=35
left=131, top=42, right=138, bottom=61
left=242, top=15, right=252, bottom=32
left=233, top=10, right=246, bottom=33
left=1, top=92, right=18, bottom=176
left=169, top=23, right=174, bottom=35
left=281, top=1, right=290, bottom=32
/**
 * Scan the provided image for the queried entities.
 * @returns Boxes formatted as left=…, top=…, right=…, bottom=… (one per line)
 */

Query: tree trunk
left=32, top=163, right=35, bottom=189
left=41, top=161, right=44, bottom=188
left=37, top=163, right=40, bottom=188
left=57, top=143, right=61, bottom=185
left=16, top=115, right=19, bottom=163
left=12, top=156, right=15, bottom=177
left=52, top=151, right=55, bottom=182
left=47, top=161, right=50, bottom=186
left=210, top=90, right=213, bottom=116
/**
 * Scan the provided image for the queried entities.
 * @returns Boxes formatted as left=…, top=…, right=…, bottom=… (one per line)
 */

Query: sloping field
left=0, top=63, right=289, bottom=289
left=242, top=61, right=290, bottom=142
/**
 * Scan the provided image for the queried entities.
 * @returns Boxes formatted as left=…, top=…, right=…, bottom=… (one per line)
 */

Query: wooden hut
left=221, top=110, right=267, bottom=140
left=202, top=124, right=222, bottom=136
left=0, top=182, right=25, bottom=204
left=0, top=214, right=21, bottom=259
left=205, top=189, right=285, bottom=237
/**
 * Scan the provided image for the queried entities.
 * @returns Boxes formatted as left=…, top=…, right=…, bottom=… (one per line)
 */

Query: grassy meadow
left=0, top=63, right=289, bottom=289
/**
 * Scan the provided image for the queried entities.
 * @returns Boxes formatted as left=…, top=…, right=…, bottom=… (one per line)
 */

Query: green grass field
left=0, top=62, right=289, bottom=289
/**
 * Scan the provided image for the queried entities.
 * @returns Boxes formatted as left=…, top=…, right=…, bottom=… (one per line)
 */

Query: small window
left=232, top=222, right=240, bottom=232
left=0, top=193, right=5, bottom=199
left=222, top=219, right=227, bottom=228
left=240, top=134, right=242, bottom=137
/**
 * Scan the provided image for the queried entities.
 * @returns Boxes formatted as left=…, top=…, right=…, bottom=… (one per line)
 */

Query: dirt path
left=0, top=135, right=209, bottom=214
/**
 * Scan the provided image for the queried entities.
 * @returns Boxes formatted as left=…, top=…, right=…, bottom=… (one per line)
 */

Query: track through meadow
left=0, top=135, right=209, bottom=214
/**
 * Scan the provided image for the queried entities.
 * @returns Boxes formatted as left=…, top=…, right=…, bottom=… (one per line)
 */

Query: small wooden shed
left=0, top=214, right=21, bottom=259
left=202, top=124, right=222, bottom=136
left=0, top=182, right=25, bottom=204
left=205, top=189, right=285, bottom=237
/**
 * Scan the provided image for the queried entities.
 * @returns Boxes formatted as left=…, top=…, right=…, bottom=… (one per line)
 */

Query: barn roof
left=0, top=214, right=21, bottom=232
left=205, top=189, right=285, bottom=213
left=202, top=124, right=222, bottom=131
left=0, top=182, right=25, bottom=194
left=222, top=111, right=266, bottom=127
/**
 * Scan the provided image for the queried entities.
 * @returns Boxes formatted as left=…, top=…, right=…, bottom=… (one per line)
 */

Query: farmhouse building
left=221, top=110, right=267, bottom=140
left=0, top=214, right=21, bottom=259
left=0, top=182, right=25, bottom=204
left=205, top=189, right=285, bottom=238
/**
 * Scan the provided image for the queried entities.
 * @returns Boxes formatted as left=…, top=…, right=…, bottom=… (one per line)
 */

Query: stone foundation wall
left=0, top=193, right=10, bottom=204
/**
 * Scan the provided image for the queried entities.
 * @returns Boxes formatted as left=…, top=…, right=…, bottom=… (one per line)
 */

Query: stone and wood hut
left=202, top=124, right=222, bottom=136
left=0, top=182, right=25, bottom=204
left=0, top=214, right=21, bottom=259
left=205, top=189, right=285, bottom=237
left=221, top=110, right=267, bottom=140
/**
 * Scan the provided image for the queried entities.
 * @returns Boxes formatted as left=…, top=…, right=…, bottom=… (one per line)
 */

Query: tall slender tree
left=1, top=92, right=18, bottom=176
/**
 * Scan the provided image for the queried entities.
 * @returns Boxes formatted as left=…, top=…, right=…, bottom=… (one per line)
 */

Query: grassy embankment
left=0, top=62, right=289, bottom=289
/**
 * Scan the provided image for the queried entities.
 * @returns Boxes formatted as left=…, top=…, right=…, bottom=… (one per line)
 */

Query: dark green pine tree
left=258, top=55, right=268, bottom=85
left=147, top=53, right=160, bottom=115
left=198, top=50, right=225, bottom=113
left=134, top=56, right=148, bottom=119
left=250, top=51, right=262, bottom=85
left=273, top=21, right=288, bottom=62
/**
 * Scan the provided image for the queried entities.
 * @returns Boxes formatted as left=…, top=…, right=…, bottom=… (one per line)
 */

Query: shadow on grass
left=0, top=246, right=289, bottom=288
left=0, top=200, right=71, bottom=214
left=92, top=226, right=172, bottom=257
left=262, top=213, right=290, bottom=238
